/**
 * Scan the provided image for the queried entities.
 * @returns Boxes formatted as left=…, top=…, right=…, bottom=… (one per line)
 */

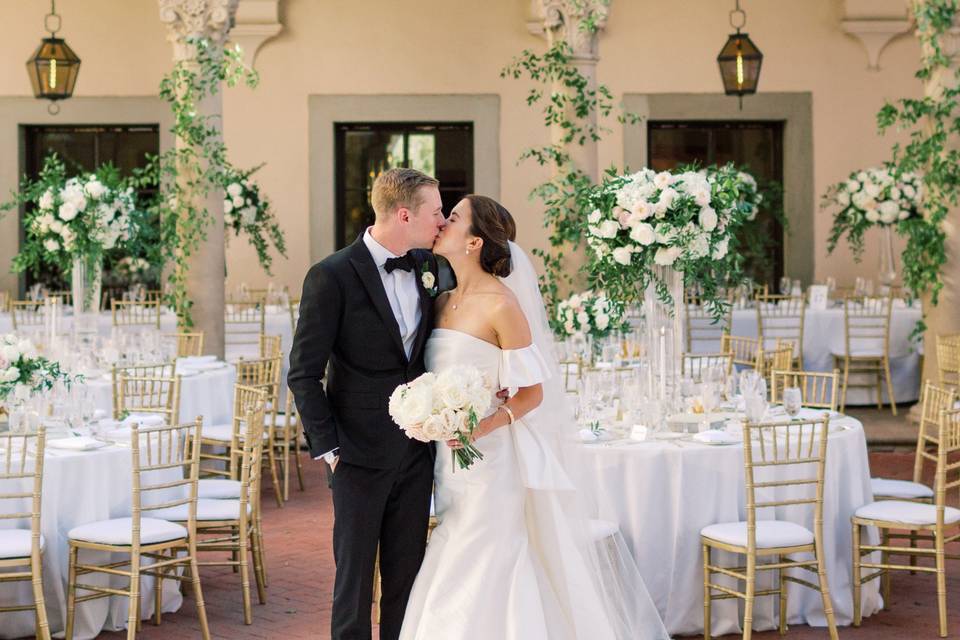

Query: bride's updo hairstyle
left=465, top=195, right=516, bottom=278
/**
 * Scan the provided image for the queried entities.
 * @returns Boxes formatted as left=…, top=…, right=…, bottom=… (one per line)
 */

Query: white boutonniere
left=420, top=262, right=438, bottom=297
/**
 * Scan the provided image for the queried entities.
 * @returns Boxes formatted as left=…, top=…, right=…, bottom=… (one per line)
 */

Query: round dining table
left=579, top=408, right=882, bottom=637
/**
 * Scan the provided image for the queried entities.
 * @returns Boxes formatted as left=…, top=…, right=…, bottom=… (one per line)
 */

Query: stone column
left=159, top=0, right=238, bottom=357
left=918, top=11, right=960, bottom=388
left=528, top=0, right=609, bottom=182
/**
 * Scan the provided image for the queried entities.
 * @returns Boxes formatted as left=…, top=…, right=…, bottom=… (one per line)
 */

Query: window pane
left=408, top=133, right=436, bottom=176
left=343, top=189, right=373, bottom=245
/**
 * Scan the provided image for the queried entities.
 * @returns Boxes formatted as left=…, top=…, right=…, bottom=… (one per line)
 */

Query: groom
left=288, top=168, right=447, bottom=640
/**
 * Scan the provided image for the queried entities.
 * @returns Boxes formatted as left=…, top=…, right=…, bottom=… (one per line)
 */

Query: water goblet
left=783, top=387, right=802, bottom=418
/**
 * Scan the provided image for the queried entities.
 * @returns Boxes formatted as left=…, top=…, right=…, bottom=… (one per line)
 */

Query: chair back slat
left=682, top=352, right=734, bottom=383
left=131, top=419, right=202, bottom=537
left=225, top=300, right=266, bottom=350
left=843, top=295, right=892, bottom=358
left=111, top=299, right=162, bottom=328
left=721, top=333, right=761, bottom=369
left=756, top=294, right=806, bottom=359
left=914, top=381, right=957, bottom=486
left=165, top=332, right=205, bottom=358
left=684, top=293, right=733, bottom=352
left=771, top=369, right=840, bottom=411
left=112, top=362, right=180, bottom=424
left=0, top=429, right=45, bottom=533
left=9, top=300, right=46, bottom=329
left=259, top=334, right=283, bottom=358
left=936, top=334, right=960, bottom=390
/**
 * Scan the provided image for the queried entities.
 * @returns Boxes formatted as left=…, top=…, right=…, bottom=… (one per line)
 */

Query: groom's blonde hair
left=371, top=168, right=439, bottom=221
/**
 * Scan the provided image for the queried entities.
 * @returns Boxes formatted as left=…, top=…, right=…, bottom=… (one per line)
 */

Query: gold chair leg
left=65, top=545, right=78, bottom=640
left=778, top=553, right=787, bottom=636
left=881, top=530, right=891, bottom=606
left=128, top=553, right=141, bottom=640
left=815, top=543, right=839, bottom=640
left=373, top=549, right=382, bottom=624
left=840, top=359, right=850, bottom=413
left=266, top=435, right=283, bottom=508
left=153, top=551, right=165, bottom=626
left=239, top=526, right=253, bottom=625
left=251, top=524, right=267, bottom=604
left=702, top=544, right=712, bottom=640
left=189, top=549, right=211, bottom=640
left=31, top=551, right=50, bottom=640
left=852, top=522, right=863, bottom=626
left=884, top=358, right=897, bottom=415
left=281, top=434, right=291, bottom=503
left=936, top=532, right=948, bottom=637
left=743, top=554, right=756, bottom=640
left=910, top=530, right=919, bottom=575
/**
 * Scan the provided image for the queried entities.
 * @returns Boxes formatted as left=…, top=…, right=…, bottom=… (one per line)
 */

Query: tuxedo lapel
left=347, top=237, right=407, bottom=361
left=410, top=252, right=435, bottom=363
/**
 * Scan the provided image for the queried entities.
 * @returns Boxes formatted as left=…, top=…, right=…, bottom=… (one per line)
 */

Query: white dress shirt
left=319, top=229, right=423, bottom=464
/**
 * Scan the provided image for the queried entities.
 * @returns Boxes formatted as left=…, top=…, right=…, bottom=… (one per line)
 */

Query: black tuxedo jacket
left=288, top=235, right=451, bottom=469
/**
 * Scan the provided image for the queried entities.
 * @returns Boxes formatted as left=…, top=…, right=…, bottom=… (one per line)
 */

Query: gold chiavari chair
left=258, top=334, right=282, bottom=359
left=164, top=332, right=205, bottom=358
left=831, top=294, right=896, bottom=415
left=682, top=352, right=734, bottom=383
left=701, top=416, right=839, bottom=640
left=936, top=334, right=960, bottom=391
left=9, top=301, right=45, bottom=331
left=288, top=296, right=300, bottom=333
left=770, top=369, right=840, bottom=412
left=721, top=333, right=761, bottom=371
left=154, top=388, right=268, bottom=625
left=225, top=300, right=266, bottom=357
left=685, top=293, right=734, bottom=353
left=64, top=420, right=210, bottom=640
left=757, top=341, right=795, bottom=398
left=0, top=290, right=9, bottom=313
left=0, top=428, right=50, bottom=640
left=144, top=290, right=163, bottom=303
left=755, top=293, right=806, bottom=369
left=254, top=335, right=305, bottom=501
left=111, top=299, right=162, bottom=329
left=852, top=407, right=960, bottom=638
left=112, top=363, right=181, bottom=426
left=47, top=291, right=72, bottom=307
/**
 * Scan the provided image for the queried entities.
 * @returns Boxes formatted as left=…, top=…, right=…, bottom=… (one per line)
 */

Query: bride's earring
left=466, top=249, right=470, bottom=255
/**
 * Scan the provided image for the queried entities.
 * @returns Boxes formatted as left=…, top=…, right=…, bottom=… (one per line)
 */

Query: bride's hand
left=446, top=417, right=493, bottom=449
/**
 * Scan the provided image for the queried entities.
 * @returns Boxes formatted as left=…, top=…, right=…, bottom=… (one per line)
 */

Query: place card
left=808, top=284, right=828, bottom=310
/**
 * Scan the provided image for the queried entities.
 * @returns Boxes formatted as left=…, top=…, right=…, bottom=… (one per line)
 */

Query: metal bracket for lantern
left=716, top=0, right=763, bottom=110
left=26, top=0, right=81, bottom=115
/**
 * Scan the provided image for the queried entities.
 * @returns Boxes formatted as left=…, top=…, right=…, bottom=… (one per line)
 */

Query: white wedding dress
left=399, top=245, right=670, bottom=640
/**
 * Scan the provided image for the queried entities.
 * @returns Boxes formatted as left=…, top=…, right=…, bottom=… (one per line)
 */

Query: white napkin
left=177, top=355, right=216, bottom=366
left=176, top=368, right=200, bottom=377
left=578, top=428, right=599, bottom=442
left=630, top=425, right=648, bottom=441
left=693, top=429, right=739, bottom=445
left=47, top=437, right=108, bottom=451
left=121, top=413, right=165, bottom=427
left=189, top=361, right=227, bottom=372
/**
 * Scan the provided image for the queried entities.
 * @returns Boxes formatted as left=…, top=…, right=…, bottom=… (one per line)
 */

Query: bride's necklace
left=449, top=286, right=473, bottom=311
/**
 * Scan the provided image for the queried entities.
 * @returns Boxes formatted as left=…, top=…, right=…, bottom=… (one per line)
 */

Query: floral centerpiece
left=552, top=290, right=629, bottom=340
left=389, top=366, right=492, bottom=471
left=115, top=257, right=156, bottom=283
left=581, top=163, right=753, bottom=319
left=0, top=334, right=75, bottom=405
left=222, top=165, right=287, bottom=275
left=1, top=153, right=146, bottom=317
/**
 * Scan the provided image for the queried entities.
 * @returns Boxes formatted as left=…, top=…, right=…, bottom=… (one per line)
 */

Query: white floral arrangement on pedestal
left=581, top=163, right=754, bottom=319
left=115, top=257, right=154, bottom=283
left=221, top=165, right=287, bottom=275
left=389, top=366, right=492, bottom=471
left=552, top=290, right=628, bottom=340
left=825, top=165, right=923, bottom=258
left=1, top=154, right=141, bottom=274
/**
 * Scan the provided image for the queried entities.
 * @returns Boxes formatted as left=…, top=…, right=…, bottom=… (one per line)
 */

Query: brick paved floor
left=100, top=450, right=959, bottom=639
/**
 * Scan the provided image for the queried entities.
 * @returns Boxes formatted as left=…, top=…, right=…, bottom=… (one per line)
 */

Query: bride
left=399, top=195, right=669, bottom=640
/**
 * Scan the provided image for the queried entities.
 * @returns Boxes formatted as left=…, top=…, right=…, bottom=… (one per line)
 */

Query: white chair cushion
left=203, top=423, right=269, bottom=442
left=871, top=477, right=933, bottom=500
left=151, top=499, right=252, bottom=522
left=855, top=500, right=960, bottom=526
left=830, top=346, right=884, bottom=358
left=701, top=520, right=815, bottom=549
left=588, top=519, right=620, bottom=541
left=0, top=530, right=44, bottom=558
left=197, top=479, right=242, bottom=500
left=68, top=518, right=187, bottom=546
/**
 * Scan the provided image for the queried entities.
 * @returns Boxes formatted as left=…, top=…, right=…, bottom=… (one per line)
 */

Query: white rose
left=856, top=171, right=868, bottom=181
left=388, top=378, right=434, bottom=426
left=227, top=183, right=244, bottom=198
left=16, top=339, right=35, bottom=359
left=43, top=238, right=60, bottom=252
left=712, top=238, right=730, bottom=259
left=564, top=320, right=576, bottom=334
left=864, top=182, right=881, bottom=199
left=568, top=294, right=582, bottom=309
left=865, top=209, right=880, bottom=223
left=232, top=195, right=245, bottom=208
left=240, top=207, right=257, bottom=226
left=587, top=209, right=602, bottom=224
left=653, top=171, right=674, bottom=189
left=846, top=179, right=861, bottom=192
left=38, top=189, right=54, bottom=211
left=2, top=366, right=20, bottom=383
left=612, top=246, right=633, bottom=266
left=49, top=220, right=63, bottom=234
left=657, top=187, right=677, bottom=210
left=837, top=191, right=851, bottom=207
left=58, top=201, right=78, bottom=221
left=1, top=344, right=19, bottom=362
left=654, top=223, right=676, bottom=245
left=698, top=206, right=718, bottom=231
left=688, top=234, right=710, bottom=259
left=224, top=199, right=234, bottom=213
left=692, top=186, right=712, bottom=208
left=898, top=209, right=910, bottom=220
left=654, top=246, right=681, bottom=266
left=421, top=272, right=436, bottom=290
left=630, top=201, right=653, bottom=221
left=880, top=209, right=898, bottom=224
left=890, top=187, right=901, bottom=200
left=595, top=313, right=610, bottom=331
left=84, top=179, right=106, bottom=199
left=629, top=222, right=656, bottom=246
left=421, top=409, right=458, bottom=440
left=435, top=370, right=472, bottom=410
left=903, top=185, right=916, bottom=199
left=598, top=220, right=620, bottom=239
left=577, top=311, right=590, bottom=326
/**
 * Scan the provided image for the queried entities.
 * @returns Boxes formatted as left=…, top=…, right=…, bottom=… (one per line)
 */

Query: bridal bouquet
left=389, top=366, right=492, bottom=470
left=825, top=165, right=923, bottom=259
left=552, top=290, right=628, bottom=340
left=581, top=163, right=754, bottom=319
left=0, top=335, right=75, bottom=403
left=221, top=165, right=287, bottom=275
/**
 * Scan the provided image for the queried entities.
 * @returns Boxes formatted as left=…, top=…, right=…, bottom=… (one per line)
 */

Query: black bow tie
left=384, top=254, right=414, bottom=274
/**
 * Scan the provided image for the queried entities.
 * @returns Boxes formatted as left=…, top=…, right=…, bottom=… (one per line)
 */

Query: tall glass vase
left=71, top=254, right=102, bottom=334
left=877, top=225, right=898, bottom=289
left=642, top=265, right=684, bottom=406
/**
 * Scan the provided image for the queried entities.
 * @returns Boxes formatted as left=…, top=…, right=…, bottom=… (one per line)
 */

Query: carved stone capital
left=527, top=0, right=609, bottom=62
left=159, top=0, right=240, bottom=60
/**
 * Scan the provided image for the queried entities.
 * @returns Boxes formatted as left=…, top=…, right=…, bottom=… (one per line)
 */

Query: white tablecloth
left=0, top=445, right=183, bottom=639
left=580, top=411, right=881, bottom=636
left=697, top=306, right=922, bottom=405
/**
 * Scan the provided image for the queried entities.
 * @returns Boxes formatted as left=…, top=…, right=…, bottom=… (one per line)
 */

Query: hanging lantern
left=26, top=0, right=81, bottom=115
left=717, top=0, right=762, bottom=110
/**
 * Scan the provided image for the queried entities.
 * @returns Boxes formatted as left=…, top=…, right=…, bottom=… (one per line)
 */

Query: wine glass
left=783, top=387, right=802, bottom=418
left=779, top=276, right=791, bottom=295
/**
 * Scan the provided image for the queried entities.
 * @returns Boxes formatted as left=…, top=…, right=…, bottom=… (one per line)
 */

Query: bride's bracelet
left=497, top=405, right=515, bottom=425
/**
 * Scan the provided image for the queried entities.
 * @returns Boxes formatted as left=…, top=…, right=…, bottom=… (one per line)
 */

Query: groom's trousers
left=330, top=440, right=434, bottom=640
